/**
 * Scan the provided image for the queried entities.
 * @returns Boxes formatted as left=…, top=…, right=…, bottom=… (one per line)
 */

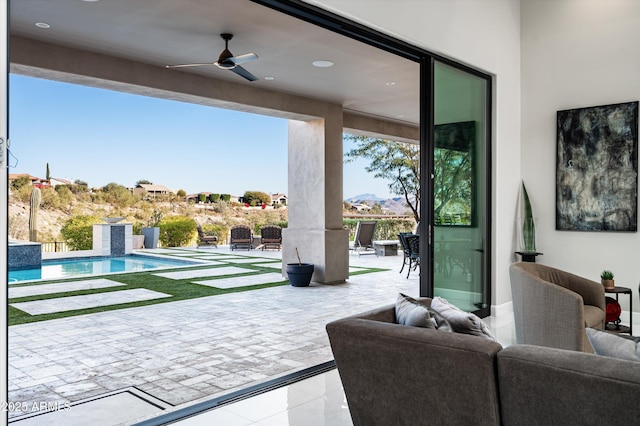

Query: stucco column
left=282, top=107, right=349, bottom=284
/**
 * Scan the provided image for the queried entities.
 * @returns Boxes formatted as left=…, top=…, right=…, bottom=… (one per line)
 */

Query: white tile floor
left=171, top=312, right=640, bottom=426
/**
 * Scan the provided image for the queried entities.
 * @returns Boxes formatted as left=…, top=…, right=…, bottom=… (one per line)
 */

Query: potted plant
left=142, top=210, right=162, bottom=249
left=516, top=181, right=541, bottom=262
left=132, top=222, right=145, bottom=249
left=600, top=270, right=615, bottom=290
left=286, top=248, right=314, bottom=287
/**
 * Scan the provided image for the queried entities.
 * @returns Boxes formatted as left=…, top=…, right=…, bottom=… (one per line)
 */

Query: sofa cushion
left=585, top=328, right=640, bottom=362
left=583, top=305, right=606, bottom=328
left=395, top=293, right=452, bottom=331
left=431, top=297, right=496, bottom=340
left=395, top=293, right=435, bottom=328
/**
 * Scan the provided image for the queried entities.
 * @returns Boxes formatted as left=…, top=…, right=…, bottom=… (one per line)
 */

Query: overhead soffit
left=9, top=0, right=419, bottom=126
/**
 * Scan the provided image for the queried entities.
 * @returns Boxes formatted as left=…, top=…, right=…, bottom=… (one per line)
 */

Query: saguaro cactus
left=29, top=187, right=41, bottom=242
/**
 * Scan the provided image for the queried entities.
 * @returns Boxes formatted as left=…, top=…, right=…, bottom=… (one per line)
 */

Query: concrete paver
left=8, top=247, right=420, bottom=423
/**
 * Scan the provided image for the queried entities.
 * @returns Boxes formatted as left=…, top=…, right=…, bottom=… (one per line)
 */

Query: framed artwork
left=556, top=101, right=638, bottom=232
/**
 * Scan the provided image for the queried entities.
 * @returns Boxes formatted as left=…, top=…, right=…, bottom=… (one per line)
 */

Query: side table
left=604, top=286, right=633, bottom=335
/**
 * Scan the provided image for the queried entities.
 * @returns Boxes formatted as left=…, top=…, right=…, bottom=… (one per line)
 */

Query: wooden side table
left=604, top=286, right=633, bottom=335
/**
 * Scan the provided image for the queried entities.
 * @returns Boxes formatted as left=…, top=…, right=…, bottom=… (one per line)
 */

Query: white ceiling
left=9, top=0, right=420, bottom=125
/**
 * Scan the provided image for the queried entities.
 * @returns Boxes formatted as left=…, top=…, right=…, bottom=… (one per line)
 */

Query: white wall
left=306, top=0, right=523, bottom=307
left=522, top=0, right=640, bottom=313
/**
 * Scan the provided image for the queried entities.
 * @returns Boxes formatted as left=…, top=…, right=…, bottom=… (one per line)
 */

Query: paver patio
left=7, top=247, right=419, bottom=424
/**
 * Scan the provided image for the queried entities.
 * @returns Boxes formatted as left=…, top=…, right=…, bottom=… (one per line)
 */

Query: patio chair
left=349, top=220, right=377, bottom=255
left=405, top=234, right=420, bottom=278
left=398, top=232, right=414, bottom=275
left=230, top=225, right=252, bottom=250
left=260, top=225, right=282, bottom=250
left=196, top=224, right=218, bottom=248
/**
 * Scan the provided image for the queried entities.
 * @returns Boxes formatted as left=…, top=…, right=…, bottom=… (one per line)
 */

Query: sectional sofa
left=326, top=301, right=640, bottom=426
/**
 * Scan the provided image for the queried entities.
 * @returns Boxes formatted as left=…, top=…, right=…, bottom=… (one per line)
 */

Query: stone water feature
left=93, top=218, right=134, bottom=256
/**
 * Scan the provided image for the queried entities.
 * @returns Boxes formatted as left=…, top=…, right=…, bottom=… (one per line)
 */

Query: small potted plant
left=600, top=270, right=615, bottom=290
left=286, top=247, right=314, bottom=287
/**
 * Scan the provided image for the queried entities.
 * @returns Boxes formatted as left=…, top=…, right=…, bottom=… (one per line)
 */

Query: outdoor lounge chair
left=230, top=225, right=252, bottom=250
left=260, top=225, right=282, bottom=250
left=196, top=224, right=218, bottom=248
left=349, top=220, right=377, bottom=255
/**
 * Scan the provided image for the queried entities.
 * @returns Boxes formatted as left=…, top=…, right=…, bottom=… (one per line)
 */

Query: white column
left=282, top=106, right=349, bottom=283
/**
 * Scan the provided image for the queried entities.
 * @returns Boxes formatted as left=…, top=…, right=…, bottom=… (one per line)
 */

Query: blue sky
left=9, top=74, right=393, bottom=199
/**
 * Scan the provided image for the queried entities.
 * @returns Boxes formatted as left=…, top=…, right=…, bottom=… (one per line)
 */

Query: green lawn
left=8, top=251, right=387, bottom=325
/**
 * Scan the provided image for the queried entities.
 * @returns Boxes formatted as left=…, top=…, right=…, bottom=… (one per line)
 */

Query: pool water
left=9, top=255, right=197, bottom=283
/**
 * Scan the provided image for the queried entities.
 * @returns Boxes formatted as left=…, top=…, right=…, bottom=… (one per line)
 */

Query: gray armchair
left=509, top=262, right=605, bottom=353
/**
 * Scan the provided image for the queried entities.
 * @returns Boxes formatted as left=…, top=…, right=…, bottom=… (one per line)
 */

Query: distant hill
left=345, top=193, right=386, bottom=203
left=345, top=194, right=409, bottom=215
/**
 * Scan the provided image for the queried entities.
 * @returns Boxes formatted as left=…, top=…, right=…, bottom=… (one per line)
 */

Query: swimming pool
left=9, top=255, right=200, bottom=283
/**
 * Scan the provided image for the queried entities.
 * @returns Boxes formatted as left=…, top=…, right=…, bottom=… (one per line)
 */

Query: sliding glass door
left=429, top=61, right=491, bottom=316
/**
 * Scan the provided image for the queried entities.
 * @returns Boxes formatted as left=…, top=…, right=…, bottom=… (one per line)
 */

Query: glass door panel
left=432, top=61, right=489, bottom=314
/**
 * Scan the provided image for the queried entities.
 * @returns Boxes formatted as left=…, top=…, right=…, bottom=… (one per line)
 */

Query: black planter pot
left=286, top=263, right=314, bottom=287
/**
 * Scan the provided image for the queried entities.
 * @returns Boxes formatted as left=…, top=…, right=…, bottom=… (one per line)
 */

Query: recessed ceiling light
left=396, top=115, right=405, bottom=118
left=264, top=76, right=275, bottom=81
left=385, top=81, right=396, bottom=86
left=35, top=22, right=50, bottom=29
left=312, top=60, right=334, bottom=68
left=82, top=0, right=100, bottom=2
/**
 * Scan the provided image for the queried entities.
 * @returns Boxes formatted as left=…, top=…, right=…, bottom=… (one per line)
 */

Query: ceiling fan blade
left=165, top=63, right=214, bottom=69
left=229, top=53, right=258, bottom=65
left=230, top=65, right=258, bottom=82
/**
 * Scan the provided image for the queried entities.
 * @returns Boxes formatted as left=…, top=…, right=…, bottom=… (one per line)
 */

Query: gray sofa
left=326, top=301, right=640, bottom=426
left=509, top=262, right=606, bottom=352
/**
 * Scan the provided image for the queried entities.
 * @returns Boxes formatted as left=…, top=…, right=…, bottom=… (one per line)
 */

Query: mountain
left=345, top=194, right=409, bottom=215
left=345, top=193, right=386, bottom=203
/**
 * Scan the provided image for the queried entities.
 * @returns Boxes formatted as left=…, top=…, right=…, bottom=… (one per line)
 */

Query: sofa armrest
left=498, top=345, right=640, bottom=425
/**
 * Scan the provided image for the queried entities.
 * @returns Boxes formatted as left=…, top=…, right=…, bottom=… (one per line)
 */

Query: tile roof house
left=8, top=173, right=48, bottom=188
left=133, top=183, right=175, bottom=197
left=271, top=193, right=287, bottom=205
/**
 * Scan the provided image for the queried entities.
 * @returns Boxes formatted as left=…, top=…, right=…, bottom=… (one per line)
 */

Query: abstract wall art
left=556, top=101, right=638, bottom=232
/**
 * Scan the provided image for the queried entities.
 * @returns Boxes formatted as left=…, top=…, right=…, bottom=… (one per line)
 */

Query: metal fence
left=40, top=242, right=70, bottom=253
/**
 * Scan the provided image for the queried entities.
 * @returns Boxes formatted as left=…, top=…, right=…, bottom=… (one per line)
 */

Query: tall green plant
left=521, top=182, right=536, bottom=252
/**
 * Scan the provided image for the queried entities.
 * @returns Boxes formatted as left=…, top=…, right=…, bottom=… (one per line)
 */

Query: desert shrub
left=176, top=189, right=186, bottom=197
left=209, top=193, right=220, bottom=203
left=198, top=193, right=207, bottom=203
left=202, top=223, right=228, bottom=242
left=10, top=175, right=31, bottom=191
left=60, top=215, right=102, bottom=250
left=212, top=200, right=229, bottom=214
left=243, top=190, right=271, bottom=206
left=100, top=182, right=135, bottom=207
left=39, top=186, right=62, bottom=209
left=132, top=222, right=143, bottom=235
left=158, top=216, right=196, bottom=247
left=8, top=213, right=28, bottom=240
left=343, top=218, right=415, bottom=241
left=220, top=194, right=231, bottom=202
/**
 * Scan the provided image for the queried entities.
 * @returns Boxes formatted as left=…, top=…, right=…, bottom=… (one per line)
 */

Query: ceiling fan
left=166, top=33, right=259, bottom=82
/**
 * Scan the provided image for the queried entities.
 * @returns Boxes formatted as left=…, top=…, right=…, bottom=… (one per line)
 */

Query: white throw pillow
left=430, top=297, right=496, bottom=341
left=586, top=328, right=640, bottom=362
